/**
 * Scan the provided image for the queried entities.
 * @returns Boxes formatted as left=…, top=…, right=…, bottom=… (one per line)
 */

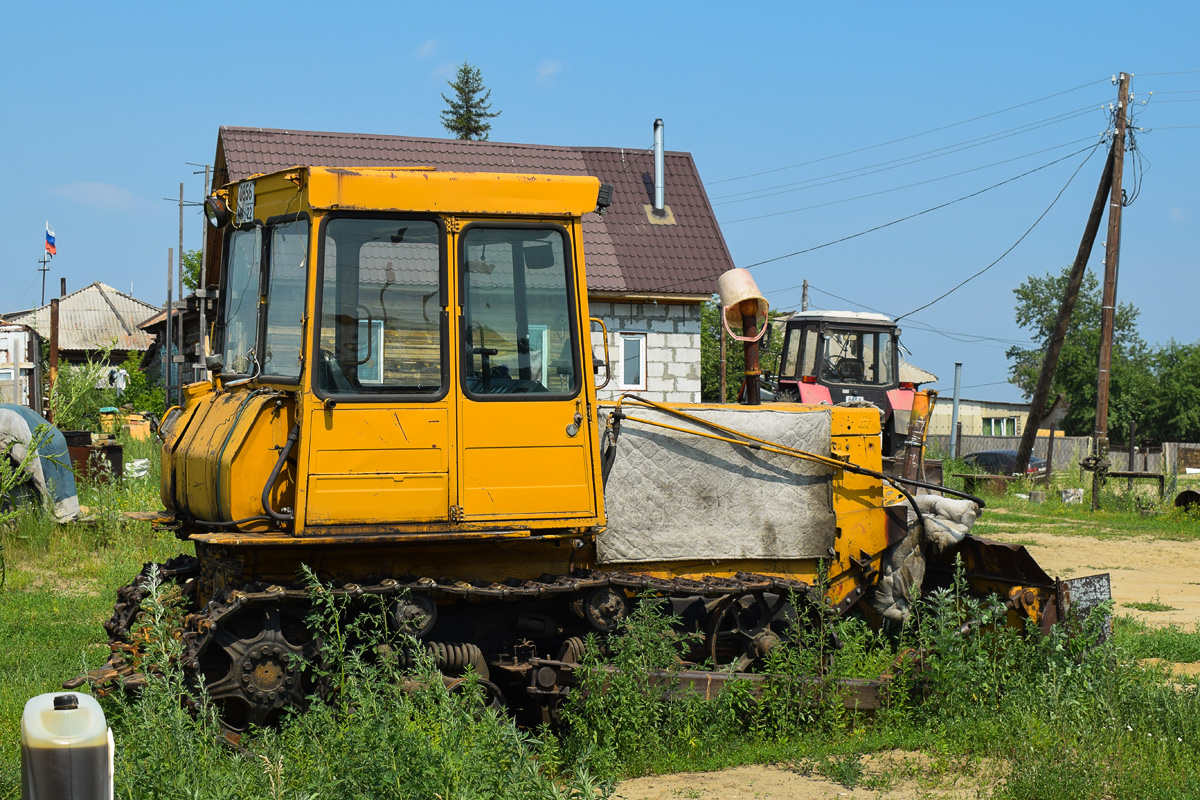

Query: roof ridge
left=221, top=126, right=588, bottom=154
left=94, top=283, right=135, bottom=337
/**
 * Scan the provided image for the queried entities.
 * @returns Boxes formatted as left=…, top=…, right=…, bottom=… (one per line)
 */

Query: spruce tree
left=440, top=61, right=501, bottom=141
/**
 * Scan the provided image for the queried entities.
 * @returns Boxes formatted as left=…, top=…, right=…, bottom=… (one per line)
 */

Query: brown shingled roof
left=215, top=127, right=733, bottom=297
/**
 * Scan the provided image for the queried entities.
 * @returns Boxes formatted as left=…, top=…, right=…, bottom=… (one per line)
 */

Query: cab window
left=221, top=228, right=262, bottom=375
left=460, top=227, right=577, bottom=397
left=316, top=218, right=444, bottom=396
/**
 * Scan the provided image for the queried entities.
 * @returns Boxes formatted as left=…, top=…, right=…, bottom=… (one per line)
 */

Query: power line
left=1135, top=70, right=1200, bottom=76
left=766, top=283, right=1036, bottom=347
left=708, top=77, right=1110, bottom=185
left=719, top=136, right=1098, bottom=222
left=712, top=106, right=1101, bottom=203
left=727, top=144, right=1099, bottom=267
left=894, top=140, right=1103, bottom=322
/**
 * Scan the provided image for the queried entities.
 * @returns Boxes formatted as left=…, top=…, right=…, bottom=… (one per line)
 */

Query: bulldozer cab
left=194, top=167, right=606, bottom=535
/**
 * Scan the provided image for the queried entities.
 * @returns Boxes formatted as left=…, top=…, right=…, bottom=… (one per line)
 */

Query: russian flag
left=45, top=222, right=56, bottom=257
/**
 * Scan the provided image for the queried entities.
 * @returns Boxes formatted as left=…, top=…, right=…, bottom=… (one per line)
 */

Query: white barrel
left=21, top=692, right=113, bottom=800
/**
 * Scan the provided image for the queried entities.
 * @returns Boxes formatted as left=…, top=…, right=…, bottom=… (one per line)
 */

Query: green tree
left=1145, top=340, right=1200, bottom=444
left=440, top=61, right=501, bottom=141
left=1006, top=266, right=1152, bottom=441
left=181, top=248, right=202, bottom=291
left=700, top=298, right=784, bottom=403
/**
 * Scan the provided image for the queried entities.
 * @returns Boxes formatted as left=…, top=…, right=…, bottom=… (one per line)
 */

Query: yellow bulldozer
left=76, top=166, right=1110, bottom=730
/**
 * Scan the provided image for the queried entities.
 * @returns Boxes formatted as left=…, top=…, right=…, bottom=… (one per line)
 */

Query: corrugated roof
left=899, top=359, right=938, bottom=385
left=215, top=127, right=733, bottom=297
left=5, top=282, right=158, bottom=352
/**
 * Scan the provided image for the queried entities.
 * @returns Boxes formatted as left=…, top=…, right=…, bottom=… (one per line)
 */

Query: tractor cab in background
left=774, top=311, right=917, bottom=456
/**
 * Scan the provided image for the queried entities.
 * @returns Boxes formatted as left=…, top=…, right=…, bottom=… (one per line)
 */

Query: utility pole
left=178, top=182, right=186, bottom=389
left=1091, top=72, right=1130, bottom=511
left=801, top=280, right=809, bottom=312
left=949, top=362, right=962, bottom=458
left=1014, top=142, right=1117, bottom=476
left=166, top=247, right=173, bottom=407
left=719, top=318, right=727, bottom=403
left=38, top=254, right=51, bottom=306
left=199, top=164, right=211, bottom=365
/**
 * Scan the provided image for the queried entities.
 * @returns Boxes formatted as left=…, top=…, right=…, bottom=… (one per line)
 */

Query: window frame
left=257, top=213, right=310, bottom=386
left=457, top=221, right=582, bottom=403
left=616, top=332, right=648, bottom=391
left=309, top=212, right=450, bottom=403
left=217, top=220, right=266, bottom=380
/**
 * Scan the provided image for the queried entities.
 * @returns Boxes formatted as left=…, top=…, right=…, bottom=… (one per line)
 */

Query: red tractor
left=773, top=311, right=919, bottom=457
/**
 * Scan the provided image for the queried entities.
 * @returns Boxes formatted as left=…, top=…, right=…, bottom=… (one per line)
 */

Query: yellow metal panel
left=304, top=406, right=452, bottom=526
left=462, top=444, right=593, bottom=516
left=306, top=473, right=449, bottom=524
left=303, top=168, right=600, bottom=218
left=308, top=408, right=449, bottom=473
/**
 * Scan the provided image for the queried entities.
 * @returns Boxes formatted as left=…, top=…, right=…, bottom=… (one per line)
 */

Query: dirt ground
left=616, top=528, right=1200, bottom=799
left=616, top=752, right=992, bottom=799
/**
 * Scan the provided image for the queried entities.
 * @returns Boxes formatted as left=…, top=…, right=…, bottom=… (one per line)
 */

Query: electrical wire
left=709, top=77, right=1110, bottom=185
left=893, top=140, right=1103, bottom=322
left=730, top=143, right=1099, bottom=270
left=962, top=380, right=1012, bottom=389
left=712, top=107, right=1101, bottom=203
left=719, top=137, right=1099, bottom=221
left=759, top=283, right=1036, bottom=348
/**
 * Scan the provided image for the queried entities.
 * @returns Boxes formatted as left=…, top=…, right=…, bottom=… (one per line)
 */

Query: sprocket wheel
left=191, top=603, right=317, bottom=732
left=705, top=591, right=794, bottom=672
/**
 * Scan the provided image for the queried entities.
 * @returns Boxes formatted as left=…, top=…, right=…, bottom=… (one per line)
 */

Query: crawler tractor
left=77, top=166, right=1109, bottom=730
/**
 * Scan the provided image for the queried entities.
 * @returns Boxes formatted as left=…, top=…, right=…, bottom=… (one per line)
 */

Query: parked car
left=962, top=449, right=1047, bottom=477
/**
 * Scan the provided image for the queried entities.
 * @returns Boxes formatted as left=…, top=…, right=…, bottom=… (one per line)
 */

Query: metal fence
left=925, top=434, right=1191, bottom=474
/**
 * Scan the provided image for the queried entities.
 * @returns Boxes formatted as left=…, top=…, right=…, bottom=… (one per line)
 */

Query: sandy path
left=616, top=753, right=989, bottom=800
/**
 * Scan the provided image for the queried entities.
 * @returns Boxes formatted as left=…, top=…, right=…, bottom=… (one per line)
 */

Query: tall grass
left=2, top=430, right=1198, bottom=799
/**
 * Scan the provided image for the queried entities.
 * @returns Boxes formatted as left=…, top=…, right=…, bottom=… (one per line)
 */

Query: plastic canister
left=21, top=692, right=113, bottom=800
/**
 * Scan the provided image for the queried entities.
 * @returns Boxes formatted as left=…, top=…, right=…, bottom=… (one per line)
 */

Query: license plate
left=846, top=394, right=865, bottom=402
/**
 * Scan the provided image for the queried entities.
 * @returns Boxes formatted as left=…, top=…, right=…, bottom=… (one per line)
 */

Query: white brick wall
left=590, top=300, right=702, bottom=404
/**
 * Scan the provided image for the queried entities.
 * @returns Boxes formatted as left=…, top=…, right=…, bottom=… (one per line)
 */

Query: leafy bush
left=48, top=347, right=164, bottom=432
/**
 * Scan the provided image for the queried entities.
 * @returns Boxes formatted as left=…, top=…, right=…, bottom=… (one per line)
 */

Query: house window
left=983, top=416, right=1020, bottom=436
left=618, top=333, right=647, bottom=390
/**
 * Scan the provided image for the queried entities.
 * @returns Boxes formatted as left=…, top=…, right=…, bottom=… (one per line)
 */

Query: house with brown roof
left=213, top=126, right=734, bottom=402
left=3, top=282, right=158, bottom=367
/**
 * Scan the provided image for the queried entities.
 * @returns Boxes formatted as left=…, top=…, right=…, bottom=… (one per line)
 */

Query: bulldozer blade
left=926, top=535, right=1111, bottom=637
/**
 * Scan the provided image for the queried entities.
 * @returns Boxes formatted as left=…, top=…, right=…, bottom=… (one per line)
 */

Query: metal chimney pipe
left=653, top=118, right=665, bottom=213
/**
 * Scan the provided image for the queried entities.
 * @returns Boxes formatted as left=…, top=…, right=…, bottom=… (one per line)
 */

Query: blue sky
left=3, top=2, right=1196, bottom=402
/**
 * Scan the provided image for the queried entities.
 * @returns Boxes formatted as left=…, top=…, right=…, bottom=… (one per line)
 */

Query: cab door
left=302, top=216, right=454, bottom=527
left=454, top=223, right=597, bottom=522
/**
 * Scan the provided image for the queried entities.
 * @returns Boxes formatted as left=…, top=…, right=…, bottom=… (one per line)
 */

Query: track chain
left=72, top=558, right=815, bottom=694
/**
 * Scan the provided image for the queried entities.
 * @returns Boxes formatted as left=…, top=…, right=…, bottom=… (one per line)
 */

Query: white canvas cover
left=598, top=405, right=836, bottom=564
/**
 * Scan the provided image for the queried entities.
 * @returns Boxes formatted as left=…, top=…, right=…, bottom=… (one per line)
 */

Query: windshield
left=820, top=328, right=895, bottom=387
